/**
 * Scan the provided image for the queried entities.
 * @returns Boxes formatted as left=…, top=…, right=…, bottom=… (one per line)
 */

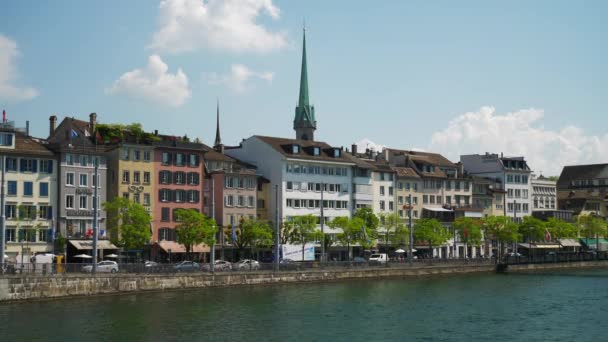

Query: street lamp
left=320, top=183, right=325, bottom=263
left=405, top=194, right=413, bottom=266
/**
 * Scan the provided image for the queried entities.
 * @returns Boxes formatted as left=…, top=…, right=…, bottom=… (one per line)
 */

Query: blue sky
left=2, top=0, right=607, bottom=174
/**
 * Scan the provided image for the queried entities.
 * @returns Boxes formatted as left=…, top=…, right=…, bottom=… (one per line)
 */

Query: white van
left=369, top=253, right=388, bottom=264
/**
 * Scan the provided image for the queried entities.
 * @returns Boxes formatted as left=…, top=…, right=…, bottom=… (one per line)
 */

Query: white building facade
left=461, top=153, right=533, bottom=223
left=1, top=124, right=57, bottom=260
left=531, top=176, right=557, bottom=212
left=226, top=136, right=355, bottom=237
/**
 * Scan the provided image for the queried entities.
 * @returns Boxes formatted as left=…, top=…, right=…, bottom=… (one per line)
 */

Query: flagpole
left=92, top=157, right=99, bottom=274
left=210, top=178, right=215, bottom=274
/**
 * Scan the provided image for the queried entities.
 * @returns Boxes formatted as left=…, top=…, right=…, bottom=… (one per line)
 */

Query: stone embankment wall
left=504, top=260, right=608, bottom=272
left=0, top=264, right=494, bottom=302
left=2, top=261, right=607, bottom=302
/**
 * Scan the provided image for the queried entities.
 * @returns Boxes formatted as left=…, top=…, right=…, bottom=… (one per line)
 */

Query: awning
left=423, top=207, right=452, bottom=212
left=518, top=243, right=533, bottom=249
left=464, top=212, right=483, bottom=218
left=69, top=240, right=118, bottom=250
left=156, top=240, right=209, bottom=253
left=534, top=244, right=561, bottom=249
left=559, top=239, right=581, bottom=247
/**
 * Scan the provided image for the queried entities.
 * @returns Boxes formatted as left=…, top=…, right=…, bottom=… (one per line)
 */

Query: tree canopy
left=454, top=217, right=483, bottom=246
left=233, top=218, right=274, bottom=251
left=103, top=197, right=152, bottom=250
left=353, top=207, right=379, bottom=231
left=413, top=218, right=450, bottom=249
left=174, top=209, right=217, bottom=258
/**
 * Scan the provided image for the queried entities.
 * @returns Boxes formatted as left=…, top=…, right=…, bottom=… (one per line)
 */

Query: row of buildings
left=1, top=30, right=606, bottom=261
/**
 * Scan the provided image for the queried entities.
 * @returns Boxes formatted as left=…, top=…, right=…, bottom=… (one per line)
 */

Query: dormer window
left=313, top=147, right=320, bottom=156
left=333, top=148, right=341, bottom=158
left=292, top=144, right=300, bottom=154
left=0, top=132, right=13, bottom=147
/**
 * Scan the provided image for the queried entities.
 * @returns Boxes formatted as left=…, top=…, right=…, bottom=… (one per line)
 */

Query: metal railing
left=502, top=251, right=608, bottom=265
left=0, top=258, right=496, bottom=277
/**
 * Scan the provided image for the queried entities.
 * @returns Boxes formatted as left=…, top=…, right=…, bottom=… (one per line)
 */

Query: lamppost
left=92, top=156, right=99, bottom=274
left=0, top=154, right=6, bottom=270
left=274, top=184, right=280, bottom=272
left=320, top=183, right=325, bottom=263
left=406, top=194, right=413, bottom=266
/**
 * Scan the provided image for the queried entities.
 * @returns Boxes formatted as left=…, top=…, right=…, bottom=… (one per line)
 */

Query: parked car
left=82, top=261, right=119, bottom=273
left=202, top=260, right=232, bottom=272
left=144, top=261, right=161, bottom=273
left=352, top=257, right=368, bottom=266
left=173, top=261, right=200, bottom=272
left=279, top=259, right=300, bottom=271
left=235, top=259, right=260, bottom=271
left=369, top=253, right=388, bottom=265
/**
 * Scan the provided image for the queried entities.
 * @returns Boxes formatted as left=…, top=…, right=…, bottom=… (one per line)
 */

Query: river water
left=1, top=269, right=607, bottom=341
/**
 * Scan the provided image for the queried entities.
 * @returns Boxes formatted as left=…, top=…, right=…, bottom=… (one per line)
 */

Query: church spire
left=214, top=98, right=223, bottom=151
left=293, top=26, right=316, bottom=141
left=298, top=27, right=310, bottom=108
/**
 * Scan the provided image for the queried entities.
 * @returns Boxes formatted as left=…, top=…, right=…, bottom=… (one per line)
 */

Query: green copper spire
left=294, top=26, right=316, bottom=141
left=298, top=28, right=310, bottom=108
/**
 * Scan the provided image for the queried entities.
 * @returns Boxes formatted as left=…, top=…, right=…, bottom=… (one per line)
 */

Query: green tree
left=353, top=207, right=379, bottom=232
left=330, top=217, right=355, bottom=260
left=413, top=219, right=450, bottom=256
left=454, top=217, right=483, bottom=258
left=233, top=218, right=273, bottom=258
left=482, top=216, right=519, bottom=258
left=292, top=215, right=322, bottom=261
left=380, top=213, right=408, bottom=248
left=518, top=216, right=547, bottom=242
left=279, top=220, right=298, bottom=245
left=577, top=215, right=607, bottom=250
left=175, top=209, right=217, bottom=260
left=103, top=197, right=152, bottom=250
left=546, top=218, right=577, bottom=239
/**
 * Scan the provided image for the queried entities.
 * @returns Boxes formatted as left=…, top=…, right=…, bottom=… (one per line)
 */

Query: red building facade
left=152, top=140, right=205, bottom=259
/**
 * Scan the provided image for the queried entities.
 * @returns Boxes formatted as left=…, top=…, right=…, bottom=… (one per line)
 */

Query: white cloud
left=355, top=138, right=386, bottom=153
left=429, top=106, right=608, bottom=175
left=106, top=55, right=191, bottom=107
left=150, top=0, right=287, bottom=54
left=0, top=34, right=38, bottom=102
left=205, top=64, right=273, bottom=92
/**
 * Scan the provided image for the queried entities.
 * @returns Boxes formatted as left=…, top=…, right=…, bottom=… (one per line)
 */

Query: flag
left=362, top=224, right=369, bottom=243
left=545, top=228, right=552, bottom=241
left=96, top=131, right=103, bottom=143
left=100, top=230, right=106, bottom=238
left=71, top=129, right=79, bottom=138
left=231, top=222, right=237, bottom=242
left=2, top=109, right=5, bottom=123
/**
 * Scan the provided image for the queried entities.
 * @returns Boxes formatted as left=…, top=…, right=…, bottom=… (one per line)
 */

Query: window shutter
left=20, top=159, right=25, bottom=172
left=159, top=190, right=163, bottom=201
left=168, top=171, right=173, bottom=184
left=19, top=229, right=25, bottom=241
left=48, top=206, right=53, bottom=219
left=32, top=160, right=38, bottom=173
left=47, top=160, right=53, bottom=173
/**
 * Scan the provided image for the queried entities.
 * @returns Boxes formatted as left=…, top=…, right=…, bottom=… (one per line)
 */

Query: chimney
left=89, top=113, right=97, bottom=132
left=26, top=120, right=30, bottom=137
left=384, top=148, right=389, bottom=162
left=351, top=144, right=357, bottom=155
left=49, top=115, right=57, bottom=137
left=500, top=152, right=503, bottom=158
left=154, top=130, right=158, bottom=136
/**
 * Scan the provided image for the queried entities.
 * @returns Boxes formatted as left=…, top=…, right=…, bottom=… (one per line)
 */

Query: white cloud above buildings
left=429, top=106, right=608, bottom=176
left=205, top=64, right=273, bottom=92
left=0, top=34, right=38, bottom=102
left=355, top=138, right=386, bottom=153
left=106, top=55, right=191, bottom=107
left=149, top=0, right=287, bottom=54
